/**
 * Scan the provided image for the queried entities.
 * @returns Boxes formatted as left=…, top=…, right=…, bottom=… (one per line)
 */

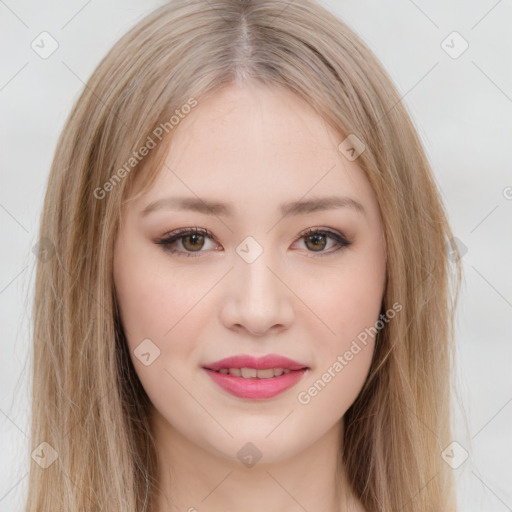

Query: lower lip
left=203, top=368, right=308, bottom=400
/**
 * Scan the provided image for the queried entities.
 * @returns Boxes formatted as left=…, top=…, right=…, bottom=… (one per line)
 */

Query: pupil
left=184, top=234, right=204, bottom=251
left=307, top=234, right=326, bottom=251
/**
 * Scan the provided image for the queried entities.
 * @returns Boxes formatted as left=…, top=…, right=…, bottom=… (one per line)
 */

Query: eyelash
left=155, top=227, right=352, bottom=258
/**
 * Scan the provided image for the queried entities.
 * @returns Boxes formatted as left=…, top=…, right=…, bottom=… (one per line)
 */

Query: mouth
left=202, top=353, right=308, bottom=372
left=202, top=354, right=309, bottom=400
left=206, top=367, right=302, bottom=378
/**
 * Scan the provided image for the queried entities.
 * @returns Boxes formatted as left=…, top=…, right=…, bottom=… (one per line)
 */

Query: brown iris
left=304, top=233, right=327, bottom=251
left=182, top=233, right=205, bottom=251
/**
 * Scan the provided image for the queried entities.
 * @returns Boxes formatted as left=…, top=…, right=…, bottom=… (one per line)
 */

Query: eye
left=294, top=228, right=352, bottom=256
left=155, top=227, right=218, bottom=257
left=155, top=227, right=352, bottom=258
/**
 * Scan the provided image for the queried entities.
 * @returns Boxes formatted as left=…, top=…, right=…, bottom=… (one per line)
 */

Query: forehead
left=128, top=82, right=379, bottom=222
left=174, top=82, right=338, bottom=155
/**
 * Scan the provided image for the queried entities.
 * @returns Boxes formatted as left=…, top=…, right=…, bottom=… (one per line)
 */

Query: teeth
left=216, top=367, right=294, bottom=378
left=254, top=368, right=274, bottom=379
left=241, top=367, right=257, bottom=378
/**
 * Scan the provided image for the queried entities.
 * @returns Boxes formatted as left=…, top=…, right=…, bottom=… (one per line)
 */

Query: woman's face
left=113, top=82, right=386, bottom=464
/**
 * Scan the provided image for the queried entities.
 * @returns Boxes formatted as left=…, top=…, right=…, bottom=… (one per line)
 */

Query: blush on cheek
left=310, top=277, right=382, bottom=338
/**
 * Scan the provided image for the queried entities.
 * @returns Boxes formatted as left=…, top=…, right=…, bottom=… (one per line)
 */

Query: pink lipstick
left=202, top=354, right=309, bottom=400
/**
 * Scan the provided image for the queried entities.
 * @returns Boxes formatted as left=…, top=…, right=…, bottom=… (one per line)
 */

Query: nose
left=219, top=248, right=294, bottom=337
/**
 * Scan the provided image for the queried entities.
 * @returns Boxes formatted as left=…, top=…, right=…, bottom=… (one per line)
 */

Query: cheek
left=295, top=278, right=380, bottom=418
left=114, top=245, right=205, bottom=346
left=113, top=253, right=208, bottom=404
left=294, top=249, right=384, bottom=410
left=310, top=273, right=380, bottom=377
left=302, top=252, right=385, bottom=341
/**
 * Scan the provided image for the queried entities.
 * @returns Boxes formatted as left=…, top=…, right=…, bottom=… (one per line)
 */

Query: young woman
left=27, top=1, right=462, bottom=510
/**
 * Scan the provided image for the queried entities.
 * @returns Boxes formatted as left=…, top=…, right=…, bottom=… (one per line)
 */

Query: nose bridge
left=234, top=240, right=280, bottom=305
left=223, top=237, right=293, bottom=334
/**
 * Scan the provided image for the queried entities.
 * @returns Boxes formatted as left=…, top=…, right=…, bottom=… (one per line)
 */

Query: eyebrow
left=140, top=195, right=366, bottom=218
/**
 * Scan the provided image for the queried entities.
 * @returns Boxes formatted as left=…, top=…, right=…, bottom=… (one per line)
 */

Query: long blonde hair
left=26, top=1, right=463, bottom=510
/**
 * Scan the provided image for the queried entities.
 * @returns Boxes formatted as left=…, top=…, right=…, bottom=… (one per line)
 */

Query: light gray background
left=1, top=1, right=511, bottom=510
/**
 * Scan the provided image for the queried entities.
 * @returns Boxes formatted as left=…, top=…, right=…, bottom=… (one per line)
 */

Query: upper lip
left=203, top=354, right=308, bottom=371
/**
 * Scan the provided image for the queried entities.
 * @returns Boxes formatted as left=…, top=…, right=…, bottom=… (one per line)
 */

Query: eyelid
left=158, top=226, right=215, bottom=241
left=155, top=226, right=352, bottom=257
left=154, top=227, right=219, bottom=256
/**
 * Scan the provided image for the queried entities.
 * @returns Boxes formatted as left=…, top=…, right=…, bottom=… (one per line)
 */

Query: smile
left=203, top=367, right=308, bottom=400
left=215, top=367, right=292, bottom=378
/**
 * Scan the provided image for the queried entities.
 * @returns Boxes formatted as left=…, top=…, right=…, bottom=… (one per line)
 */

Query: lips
left=203, top=354, right=308, bottom=372
left=202, top=354, right=309, bottom=400
left=217, top=367, right=292, bottom=378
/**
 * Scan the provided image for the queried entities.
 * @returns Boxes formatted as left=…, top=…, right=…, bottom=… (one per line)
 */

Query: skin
left=113, top=81, right=386, bottom=512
